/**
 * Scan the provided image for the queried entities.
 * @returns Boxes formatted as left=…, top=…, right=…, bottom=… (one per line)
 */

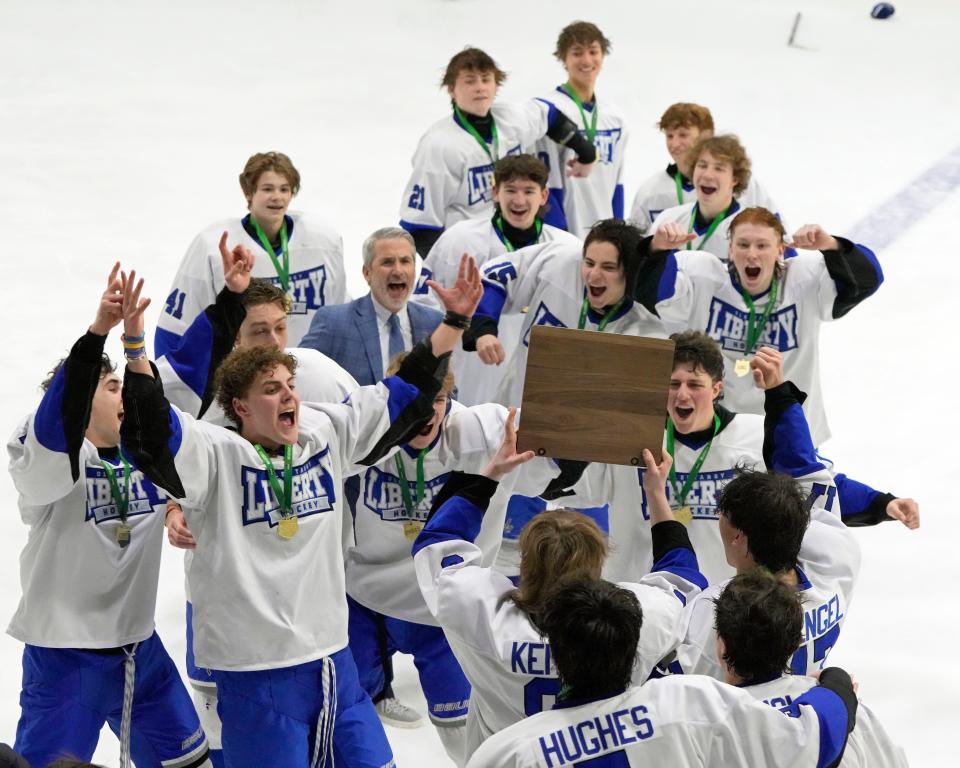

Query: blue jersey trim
left=154, top=326, right=183, bottom=361
left=781, top=686, right=849, bottom=768
left=543, top=187, right=568, bottom=230
left=380, top=375, right=421, bottom=424
left=656, top=253, right=679, bottom=304
left=650, top=547, right=708, bottom=592
left=411, top=495, right=484, bottom=557
left=769, top=402, right=822, bottom=478
left=399, top=220, right=442, bottom=233
left=163, top=312, right=215, bottom=400
left=34, top=365, right=68, bottom=453
left=612, top=184, right=624, bottom=219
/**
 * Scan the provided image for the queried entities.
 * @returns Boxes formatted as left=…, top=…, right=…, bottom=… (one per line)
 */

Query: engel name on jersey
left=412, top=217, right=580, bottom=405
left=414, top=493, right=699, bottom=757
left=8, top=414, right=169, bottom=649
left=465, top=674, right=847, bottom=768
left=673, top=474, right=861, bottom=680
left=656, top=249, right=848, bottom=445
left=155, top=211, right=346, bottom=353
left=167, top=381, right=406, bottom=672
left=629, top=169, right=783, bottom=234
left=566, top=413, right=765, bottom=585
left=745, top=675, right=909, bottom=767
left=346, top=402, right=558, bottom=625
left=533, top=87, right=628, bottom=237
left=475, top=240, right=666, bottom=407
left=399, top=101, right=553, bottom=233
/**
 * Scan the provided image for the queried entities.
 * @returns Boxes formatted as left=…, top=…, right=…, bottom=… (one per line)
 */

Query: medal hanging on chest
left=394, top=448, right=430, bottom=541
left=101, top=455, right=133, bottom=548
left=254, top=443, right=297, bottom=540
left=665, top=414, right=721, bottom=525
left=736, top=277, right=781, bottom=376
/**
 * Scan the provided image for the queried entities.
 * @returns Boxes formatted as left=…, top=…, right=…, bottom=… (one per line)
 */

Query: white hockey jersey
left=346, top=401, right=557, bottom=625
left=160, top=378, right=420, bottom=671
left=473, top=240, right=666, bottom=407
left=746, top=675, right=909, bottom=768
left=629, top=166, right=783, bottom=234
left=673, top=471, right=861, bottom=679
left=650, top=246, right=882, bottom=445
left=414, top=489, right=704, bottom=758
left=155, top=211, right=347, bottom=356
left=648, top=200, right=745, bottom=263
left=533, top=86, right=628, bottom=237
left=414, top=216, right=580, bottom=405
left=565, top=411, right=763, bottom=585
left=7, top=367, right=168, bottom=648
left=399, top=101, right=552, bottom=233
left=466, top=675, right=851, bottom=768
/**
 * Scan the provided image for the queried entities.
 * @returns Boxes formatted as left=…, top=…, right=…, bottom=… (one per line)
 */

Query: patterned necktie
left=388, top=312, right=404, bottom=361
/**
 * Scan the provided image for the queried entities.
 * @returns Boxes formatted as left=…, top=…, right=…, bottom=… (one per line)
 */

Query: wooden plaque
left=517, top=326, right=675, bottom=466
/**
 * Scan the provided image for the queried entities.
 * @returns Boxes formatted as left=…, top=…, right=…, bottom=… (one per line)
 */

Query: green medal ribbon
left=394, top=448, right=430, bottom=517
left=254, top=443, right=293, bottom=518
left=560, top=84, right=598, bottom=143
left=250, top=216, right=290, bottom=292
left=494, top=216, right=542, bottom=253
left=665, top=413, right=721, bottom=508
left=577, top=294, right=626, bottom=332
left=100, top=454, right=132, bottom=523
left=686, top=203, right=730, bottom=251
left=674, top=170, right=685, bottom=206
left=741, top=276, right=781, bottom=355
left=454, top=105, right=499, bottom=164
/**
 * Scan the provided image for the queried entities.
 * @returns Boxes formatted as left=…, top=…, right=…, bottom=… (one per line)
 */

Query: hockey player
left=346, top=360, right=557, bottom=764
left=467, top=579, right=858, bottom=768
left=155, top=151, right=347, bottom=357
left=637, top=206, right=883, bottom=445
left=546, top=333, right=918, bottom=584
left=120, top=256, right=483, bottom=767
left=415, top=153, right=580, bottom=405
left=647, top=134, right=773, bottom=262
left=7, top=264, right=210, bottom=767
left=463, top=218, right=665, bottom=408
left=533, top=21, right=628, bottom=237
left=716, top=568, right=909, bottom=766
left=413, top=418, right=707, bottom=759
left=628, top=103, right=782, bottom=233
left=398, top=47, right=597, bottom=256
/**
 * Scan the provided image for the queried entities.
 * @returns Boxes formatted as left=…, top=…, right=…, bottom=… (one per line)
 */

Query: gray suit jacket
left=299, top=293, right=443, bottom=386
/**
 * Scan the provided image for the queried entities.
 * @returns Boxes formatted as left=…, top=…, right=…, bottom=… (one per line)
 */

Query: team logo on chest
left=705, top=298, right=800, bottom=353
left=85, top=465, right=165, bottom=524
left=241, top=448, right=336, bottom=529
left=265, top=264, right=328, bottom=314
left=467, top=162, right=496, bottom=206
left=362, top=466, right=449, bottom=522
left=638, top=468, right=735, bottom=521
left=523, top=302, right=566, bottom=346
left=591, top=128, right=622, bottom=164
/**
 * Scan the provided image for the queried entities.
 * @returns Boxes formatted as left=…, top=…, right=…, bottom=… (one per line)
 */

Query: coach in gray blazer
left=300, top=227, right=443, bottom=386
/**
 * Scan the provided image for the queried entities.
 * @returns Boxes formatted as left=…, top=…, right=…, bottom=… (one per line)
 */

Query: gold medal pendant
left=278, top=516, right=299, bottom=540
left=734, top=358, right=751, bottom=378
left=674, top=506, right=693, bottom=526
left=403, top=521, right=424, bottom=542
left=116, top=523, right=132, bottom=548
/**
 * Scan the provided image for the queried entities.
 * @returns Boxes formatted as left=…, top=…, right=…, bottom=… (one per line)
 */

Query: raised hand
left=219, top=230, right=255, bottom=293
left=165, top=500, right=197, bottom=549
left=90, top=261, right=124, bottom=336
left=120, top=269, right=151, bottom=342
left=476, top=335, right=506, bottom=365
left=651, top=221, right=697, bottom=252
left=481, top=407, right=536, bottom=482
left=427, top=253, right=483, bottom=318
left=640, top=448, right=676, bottom=524
left=750, top=346, right=785, bottom=390
left=787, top=224, right=839, bottom=252
left=886, top=498, right=920, bottom=530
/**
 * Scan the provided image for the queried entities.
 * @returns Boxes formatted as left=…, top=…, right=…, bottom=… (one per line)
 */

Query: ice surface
left=1, top=0, right=957, bottom=764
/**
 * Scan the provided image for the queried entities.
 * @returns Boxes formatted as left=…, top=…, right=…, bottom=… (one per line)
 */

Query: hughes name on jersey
left=155, top=212, right=347, bottom=357
left=413, top=474, right=705, bottom=757
left=467, top=239, right=666, bottom=407
left=534, top=86, right=628, bottom=237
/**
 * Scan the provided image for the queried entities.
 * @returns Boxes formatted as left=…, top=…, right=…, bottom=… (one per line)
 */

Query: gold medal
left=403, top=521, right=424, bottom=542
left=734, top=358, right=751, bottom=378
left=278, top=516, right=299, bottom=540
left=116, top=523, right=132, bottom=547
left=674, top=506, right=693, bottom=526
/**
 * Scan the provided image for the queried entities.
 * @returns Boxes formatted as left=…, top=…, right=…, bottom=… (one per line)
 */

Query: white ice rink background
left=1, top=0, right=958, bottom=764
